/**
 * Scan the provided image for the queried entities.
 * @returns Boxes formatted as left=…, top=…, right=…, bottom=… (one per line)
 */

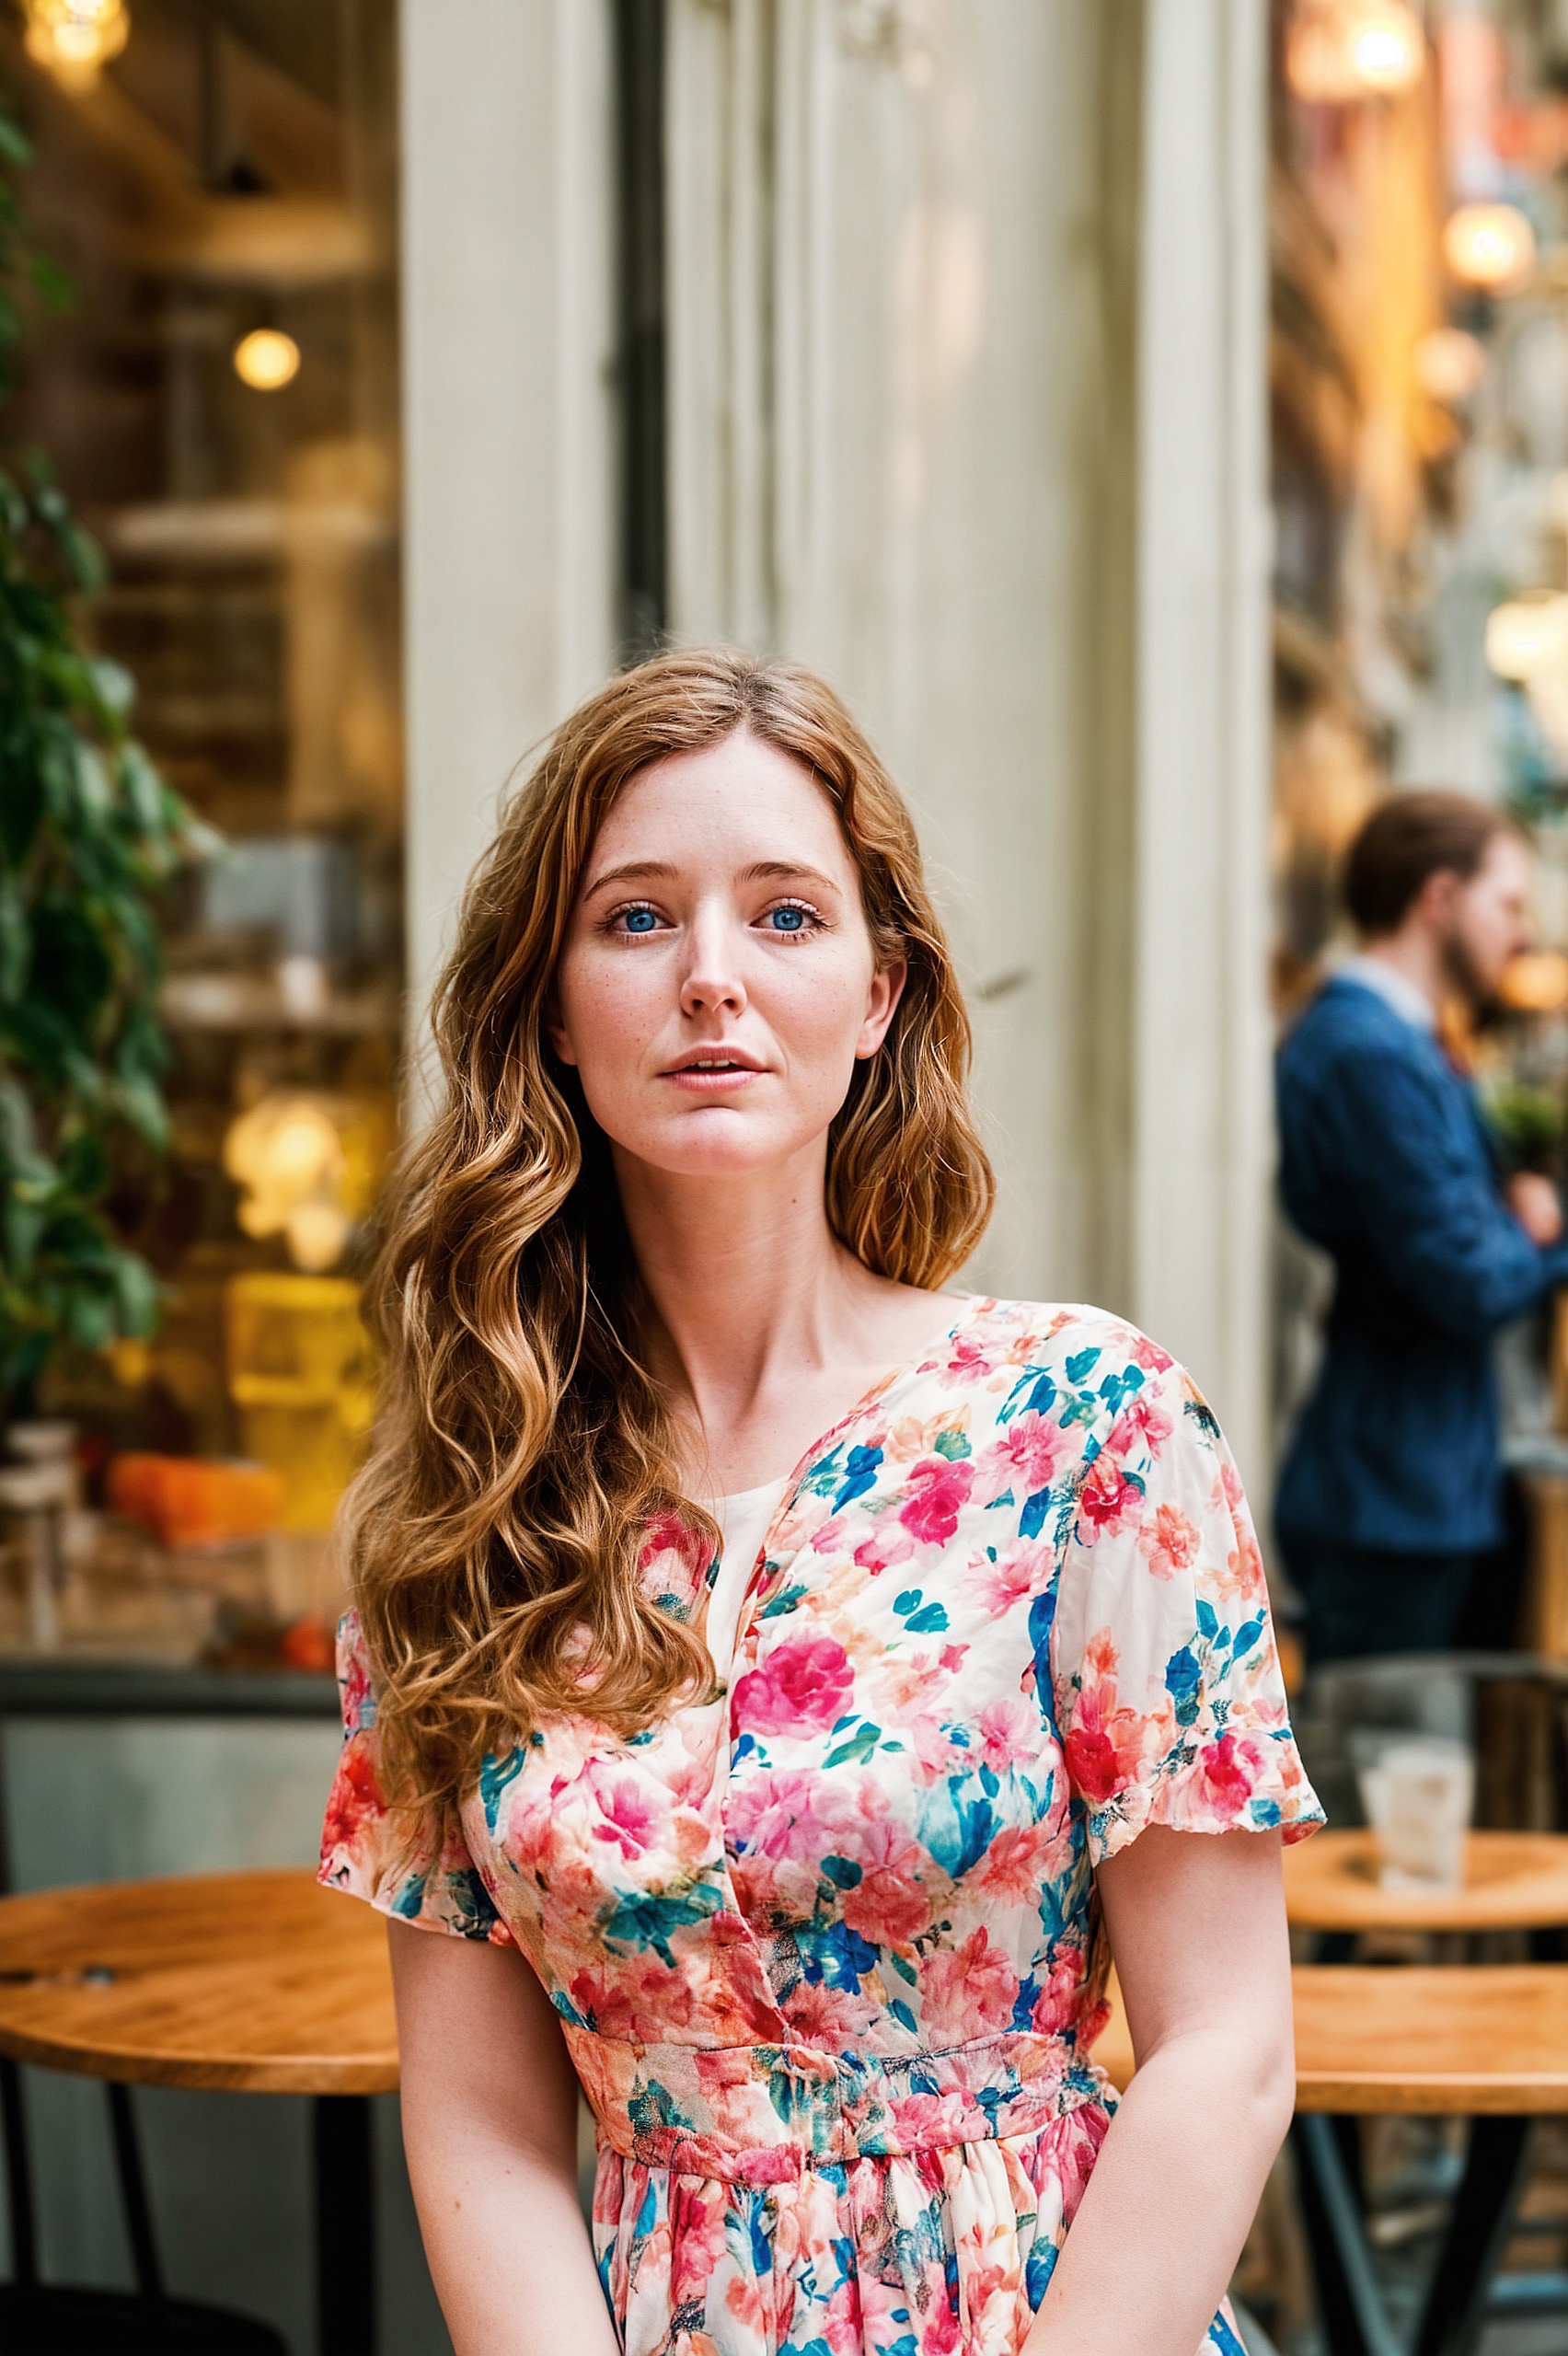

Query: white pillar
left=399, top=0, right=617, bottom=1040
left=1130, top=0, right=1274, bottom=1484
left=665, top=1, right=1147, bottom=1316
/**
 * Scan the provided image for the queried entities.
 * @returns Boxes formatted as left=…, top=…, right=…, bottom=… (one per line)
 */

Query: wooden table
left=0, top=1869, right=396, bottom=2356
left=1095, top=1967, right=1568, bottom=2356
left=1283, top=1828, right=1568, bottom=1934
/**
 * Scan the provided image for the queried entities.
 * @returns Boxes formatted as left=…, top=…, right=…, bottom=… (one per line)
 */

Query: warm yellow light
left=23, top=0, right=128, bottom=84
left=1484, top=593, right=1568, bottom=683
left=233, top=329, right=301, bottom=391
left=1350, top=7, right=1425, bottom=93
left=1443, top=202, right=1537, bottom=292
left=1500, top=952, right=1568, bottom=1014
left=1287, top=2, right=1425, bottom=103
left=1412, top=327, right=1488, bottom=405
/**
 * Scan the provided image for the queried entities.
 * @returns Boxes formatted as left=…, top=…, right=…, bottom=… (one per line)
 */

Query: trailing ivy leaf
left=0, top=742, right=40, bottom=866
left=29, top=897, right=112, bottom=1027
left=0, top=91, right=211, bottom=1412
left=26, top=252, right=72, bottom=311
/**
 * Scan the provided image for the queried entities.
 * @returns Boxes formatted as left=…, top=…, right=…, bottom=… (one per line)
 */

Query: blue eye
left=768, top=907, right=806, bottom=932
left=622, top=907, right=658, bottom=933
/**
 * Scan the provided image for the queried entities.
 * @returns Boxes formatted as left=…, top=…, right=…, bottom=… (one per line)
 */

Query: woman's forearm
left=1025, top=2027, right=1294, bottom=2356
left=403, top=2119, right=618, bottom=2356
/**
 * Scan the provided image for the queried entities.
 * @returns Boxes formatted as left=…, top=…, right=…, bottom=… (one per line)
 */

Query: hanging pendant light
left=233, top=329, right=302, bottom=391
left=23, top=0, right=129, bottom=87
left=1287, top=0, right=1426, bottom=104
left=1443, top=202, right=1537, bottom=293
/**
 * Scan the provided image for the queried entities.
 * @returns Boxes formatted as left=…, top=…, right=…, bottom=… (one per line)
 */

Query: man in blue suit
left=1276, top=791, right=1568, bottom=1665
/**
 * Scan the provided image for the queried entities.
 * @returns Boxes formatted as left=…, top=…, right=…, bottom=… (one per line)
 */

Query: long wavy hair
left=347, top=647, right=994, bottom=1818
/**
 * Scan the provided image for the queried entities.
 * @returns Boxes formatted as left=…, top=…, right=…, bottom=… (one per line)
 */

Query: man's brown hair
left=1343, top=791, right=1516, bottom=936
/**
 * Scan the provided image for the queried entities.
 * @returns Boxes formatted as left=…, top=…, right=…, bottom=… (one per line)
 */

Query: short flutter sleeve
left=317, top=1610, right=513, bottom=1944
left=1050, top=1357, right=1322, bottom=1866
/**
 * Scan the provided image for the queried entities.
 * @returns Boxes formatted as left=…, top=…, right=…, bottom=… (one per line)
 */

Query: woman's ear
left=856, top=960, right=907, bottom=1059
left=543, top=992, right=578, bottom=1067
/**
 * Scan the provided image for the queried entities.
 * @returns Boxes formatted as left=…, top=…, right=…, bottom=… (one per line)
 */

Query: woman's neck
left=612, top=1141, right=940, bottom=1492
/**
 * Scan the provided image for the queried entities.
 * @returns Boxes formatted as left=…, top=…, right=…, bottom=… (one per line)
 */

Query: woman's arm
left=1027, top=1825, right=1296, bottom=2356
left=389, top=1917, right=620, bottom=2356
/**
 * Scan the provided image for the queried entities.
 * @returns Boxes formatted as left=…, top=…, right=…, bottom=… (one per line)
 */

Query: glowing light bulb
left=1443, top=202, right=1536, bottom=292
left=233, top=329, right=301, bottom=391
left=1413, top=327, right=1488, bottom=405
left=23, top=0, right=129, bottom=84
left=1286, top=1, right=1425, bottom=103
left=1484, top=593, right=1568, bottom=683
left=1350, top=7, right=1424, bottom=94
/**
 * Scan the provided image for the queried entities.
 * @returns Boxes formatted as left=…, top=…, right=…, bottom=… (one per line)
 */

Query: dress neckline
left=721, top=1291, right=986, bottom=1665
left=701, top=1293, right=981, bottom=1508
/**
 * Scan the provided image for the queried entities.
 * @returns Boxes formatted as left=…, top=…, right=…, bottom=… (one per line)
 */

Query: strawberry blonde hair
left=346, top=647, right=994, bottom=1815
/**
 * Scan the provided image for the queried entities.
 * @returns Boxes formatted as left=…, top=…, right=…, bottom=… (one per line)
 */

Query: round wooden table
left=0, top=1868, right=396, bottom=2356
left=1283, top=1828, right=1568, bottom=1934
left=1095, top=1965, right=1568, bottom=2356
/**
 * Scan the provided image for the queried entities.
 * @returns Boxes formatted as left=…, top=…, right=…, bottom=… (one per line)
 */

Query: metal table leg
left=1295, top=2110, right=1535, bottom=2356
left=1291, top=2115, right=1401, bottom=2356
left=1412, top=2116, right=1533, bottom=2356
left=314, top=2093, right=375, bottom=2356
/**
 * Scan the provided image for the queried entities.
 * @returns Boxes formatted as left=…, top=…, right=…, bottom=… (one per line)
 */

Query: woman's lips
left=662, top=1063, right=765, bottom=1093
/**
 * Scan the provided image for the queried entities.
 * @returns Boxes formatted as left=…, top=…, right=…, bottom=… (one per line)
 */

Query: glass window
left=1, top=1, right=399, bottom=1667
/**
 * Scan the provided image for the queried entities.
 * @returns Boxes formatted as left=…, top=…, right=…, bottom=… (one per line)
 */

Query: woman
left=320, top=649, right=1320, bottom=2356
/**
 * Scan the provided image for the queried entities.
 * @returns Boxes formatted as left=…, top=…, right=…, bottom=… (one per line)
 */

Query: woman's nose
left=679, top=912, right=747, bottom=1018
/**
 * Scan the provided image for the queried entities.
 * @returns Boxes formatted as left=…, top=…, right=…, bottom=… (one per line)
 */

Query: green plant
left=0, top=98, right=208, bottom=1415
left=1484, top=1080, right=1565, bottom=1178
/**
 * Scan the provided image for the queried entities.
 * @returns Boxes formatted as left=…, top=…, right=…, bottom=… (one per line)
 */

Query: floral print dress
left=320, top=1297, right=1321, bottom=2356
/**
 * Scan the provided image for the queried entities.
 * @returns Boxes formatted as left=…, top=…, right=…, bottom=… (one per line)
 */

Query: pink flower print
left=970, top=1820, right=1059, bottom=1904
left=972, top=1537, right=1050, bottom=1614
left=1063, top=1634, right=1149, bottom=1805
left=320, top=1742, right=386, bottom=1851
left=588, top=1774, right=661, bottom=1861
left=1028, top=1944, right=1090, bottom=2036
left=1136, top=1501, right=1200, bottom=1579
left=725, top=1766, right=851, bottom=1865
left=918, top=1926, right=1020, bottom=2042
left=898, top=1456, right=974, bottom=1545
left=975, top=1410, right=1067, bottom=1504
left=1107, top=1392, right=1173, bottom=1458
left=839, top=1821, right=932, bottom=1945
left=974, top=1696, right=1039, bottom=1771
left=1128, top=1331, right=1175, bottom=1374
left=853, top=1516, right=917, bottom=1577
left=1194, top=1730, right=1263, bottom=1822
left=780, top=1977, right=881, bottom=2043
left=908, top=1713, right=967, bottom=1777
left=636, top=1507, right=709, bottom=1608
left=1077, top=1456, right=1142, bottom=1536
left=732, top=1634, right=854, bottom=1737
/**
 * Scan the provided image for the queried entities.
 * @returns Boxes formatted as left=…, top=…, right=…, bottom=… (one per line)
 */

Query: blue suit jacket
left=1275, top=974, right=1568, bottom=1553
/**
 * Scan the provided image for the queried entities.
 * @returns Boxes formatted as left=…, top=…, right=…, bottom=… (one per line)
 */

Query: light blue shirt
left=1336, top=953, right=1437, bottom=1034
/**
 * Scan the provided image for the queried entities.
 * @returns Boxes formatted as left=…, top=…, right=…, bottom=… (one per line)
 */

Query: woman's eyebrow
left=582, top=860, right=678, bottom=892
left=740, top=860, right=842, bottom=893
left=583, top=857, right=843, bottom=895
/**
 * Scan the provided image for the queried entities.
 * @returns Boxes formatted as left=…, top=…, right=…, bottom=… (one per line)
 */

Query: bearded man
left=1276, top=791, right=1568, bottom=1666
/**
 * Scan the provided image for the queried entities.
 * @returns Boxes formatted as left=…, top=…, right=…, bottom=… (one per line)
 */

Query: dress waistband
left=565, top=2023, right=1111, bottom=2184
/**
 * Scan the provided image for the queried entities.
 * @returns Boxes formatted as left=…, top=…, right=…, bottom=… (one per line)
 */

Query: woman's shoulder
left=943, top=1295, right=1182, bottom=1389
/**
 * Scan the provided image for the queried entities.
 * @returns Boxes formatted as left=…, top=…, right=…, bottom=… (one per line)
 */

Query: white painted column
left=1130, top=0, right=1274, bottom=1484
left=399, top=0, right=617, bottom=1038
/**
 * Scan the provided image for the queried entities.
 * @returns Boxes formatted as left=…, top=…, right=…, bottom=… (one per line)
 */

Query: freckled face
left=548, top=732, right=905, bottom=1179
